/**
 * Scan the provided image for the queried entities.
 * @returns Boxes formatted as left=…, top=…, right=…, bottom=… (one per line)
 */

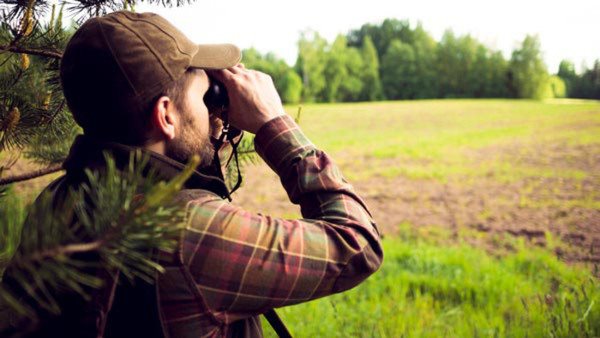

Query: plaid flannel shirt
left=159, top=115, right=383, bottom=337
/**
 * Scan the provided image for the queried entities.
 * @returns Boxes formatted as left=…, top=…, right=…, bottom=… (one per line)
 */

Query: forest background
left=241, top=19, right=599, bottom=104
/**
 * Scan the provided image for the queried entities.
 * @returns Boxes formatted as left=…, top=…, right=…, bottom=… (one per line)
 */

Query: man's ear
left=151, top=96, right=177, bottom=140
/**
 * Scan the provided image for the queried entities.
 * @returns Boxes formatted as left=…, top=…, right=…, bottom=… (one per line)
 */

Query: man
left=3, top=10, right=382, bottom=337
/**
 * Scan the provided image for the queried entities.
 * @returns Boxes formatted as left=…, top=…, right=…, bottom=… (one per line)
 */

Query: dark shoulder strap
left=102, top=273, right=166, bottom=338
left=264, top=309, right=292, bottom=338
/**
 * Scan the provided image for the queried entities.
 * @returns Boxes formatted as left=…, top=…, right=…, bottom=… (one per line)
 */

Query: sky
left=138, top=0, right=599, bottom=74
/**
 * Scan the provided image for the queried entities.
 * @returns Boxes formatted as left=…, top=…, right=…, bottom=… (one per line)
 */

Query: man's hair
left=64, top=68, right=198, bottom=146
left=161, top=68, right=198, bottom=124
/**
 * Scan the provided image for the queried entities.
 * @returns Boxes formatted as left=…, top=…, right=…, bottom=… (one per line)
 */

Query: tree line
left=245, top=19, right=600, bottom=103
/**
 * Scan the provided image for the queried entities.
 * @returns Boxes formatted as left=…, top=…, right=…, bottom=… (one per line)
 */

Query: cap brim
left=190, top=44, right=242, bottom=70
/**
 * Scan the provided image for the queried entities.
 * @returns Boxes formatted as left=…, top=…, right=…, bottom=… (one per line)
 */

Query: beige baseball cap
left=60, top=10, right=241, bottom=141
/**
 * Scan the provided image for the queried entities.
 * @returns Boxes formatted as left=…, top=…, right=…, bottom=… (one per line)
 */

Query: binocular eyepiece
left=204, top=78, right=229, bottom=113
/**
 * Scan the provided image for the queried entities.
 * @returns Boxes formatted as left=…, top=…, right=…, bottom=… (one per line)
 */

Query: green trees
left=435, top=32, right=511, bottom=98
left=436, top=30, right=462, bottom=98
left=558, top=60, right=578, bottom=91
left=576, top=60, right=600, bottom=99
left=381, top=40, right=417, bottom=100
left=295, top=31, right=328, bottom=102
left=282, top=23, right=592, bottom=102
left=508, top=35, right=550, bottom=99
left=241, top=48, right=302, bottom=103
left=347, top=18, right=413, bottom=59
left=256, top=20, right=579, bottom=103
left=359, top=36, right=383, bottom=101
left=295, top=33, right=370, bottom=103
left=558, top=59, right=600, bottom=99
left=322, top=35, right=349, bottom=102
left=345, top=20, right=568, bottom=102
left=336, top=42, right=365, bottom=102
left=485, top=51, right=511, bottom=98
left=279, top=70, right=303, bottom=104
left=410, top=24, right=437, bottom=99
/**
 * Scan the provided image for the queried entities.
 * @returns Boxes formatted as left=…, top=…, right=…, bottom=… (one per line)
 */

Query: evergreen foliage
left=0, top=6, right=73, bottom=163
left=0, top=153, right=198, bottom=327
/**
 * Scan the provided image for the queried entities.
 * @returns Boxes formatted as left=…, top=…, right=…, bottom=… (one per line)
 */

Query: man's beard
left=165, top=114, right=215, bottom=170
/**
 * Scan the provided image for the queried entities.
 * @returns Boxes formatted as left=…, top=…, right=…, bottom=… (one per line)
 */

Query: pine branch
left=0, top=153, right=200, bottom=325
left=0, top=45, right=62, bottom=59
left=43, top=99, right=65, bottom=127
left=0, top=163, right=62, bottom=185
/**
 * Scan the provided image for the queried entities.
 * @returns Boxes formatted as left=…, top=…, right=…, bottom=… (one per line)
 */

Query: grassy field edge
left=264, top=235, right=600, bottom=337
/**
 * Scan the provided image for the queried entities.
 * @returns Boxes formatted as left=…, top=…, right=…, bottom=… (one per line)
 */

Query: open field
left=235, top=99, right=600, bottom=265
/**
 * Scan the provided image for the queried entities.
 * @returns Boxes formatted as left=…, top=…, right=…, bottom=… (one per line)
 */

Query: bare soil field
left=234, top=145, right=600, bottom=267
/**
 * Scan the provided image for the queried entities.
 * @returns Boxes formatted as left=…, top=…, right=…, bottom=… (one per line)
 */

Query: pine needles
left=0, top=153, right=198, bottom=322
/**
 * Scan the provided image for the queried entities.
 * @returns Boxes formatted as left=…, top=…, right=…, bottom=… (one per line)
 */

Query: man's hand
left=207, top=64, right=286, bottom=134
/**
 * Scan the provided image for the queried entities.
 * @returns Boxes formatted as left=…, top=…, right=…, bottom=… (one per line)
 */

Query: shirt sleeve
left=180, top=115, right=383, bottom=324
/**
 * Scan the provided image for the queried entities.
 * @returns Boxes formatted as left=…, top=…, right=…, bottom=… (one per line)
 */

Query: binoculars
left=204, top=78, right=241, bottom=141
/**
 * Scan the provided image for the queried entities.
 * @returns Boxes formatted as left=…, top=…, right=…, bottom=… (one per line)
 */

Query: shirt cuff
left=253, top=115, right=314, bottom=174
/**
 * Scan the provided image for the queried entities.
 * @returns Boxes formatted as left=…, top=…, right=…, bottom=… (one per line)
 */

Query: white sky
left=138, top=0, right=599, bottom=74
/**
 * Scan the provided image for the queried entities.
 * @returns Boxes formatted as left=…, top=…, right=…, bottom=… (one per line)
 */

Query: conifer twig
left=28, top=240, right=104, bottom=262
left=0, top=45, right=62, bottom=59
left=44, top=99, right=66, bottom=128
left=0, top=163, right=63, bottom=185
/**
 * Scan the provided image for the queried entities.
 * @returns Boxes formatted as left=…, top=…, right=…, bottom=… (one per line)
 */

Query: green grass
left=263, top=231, right=600, bottom=337
left=287, top=99, right=600, bottom=183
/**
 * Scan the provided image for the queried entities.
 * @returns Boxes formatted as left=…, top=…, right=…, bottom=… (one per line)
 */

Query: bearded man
left=1, top=10, right=382, bottom=337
